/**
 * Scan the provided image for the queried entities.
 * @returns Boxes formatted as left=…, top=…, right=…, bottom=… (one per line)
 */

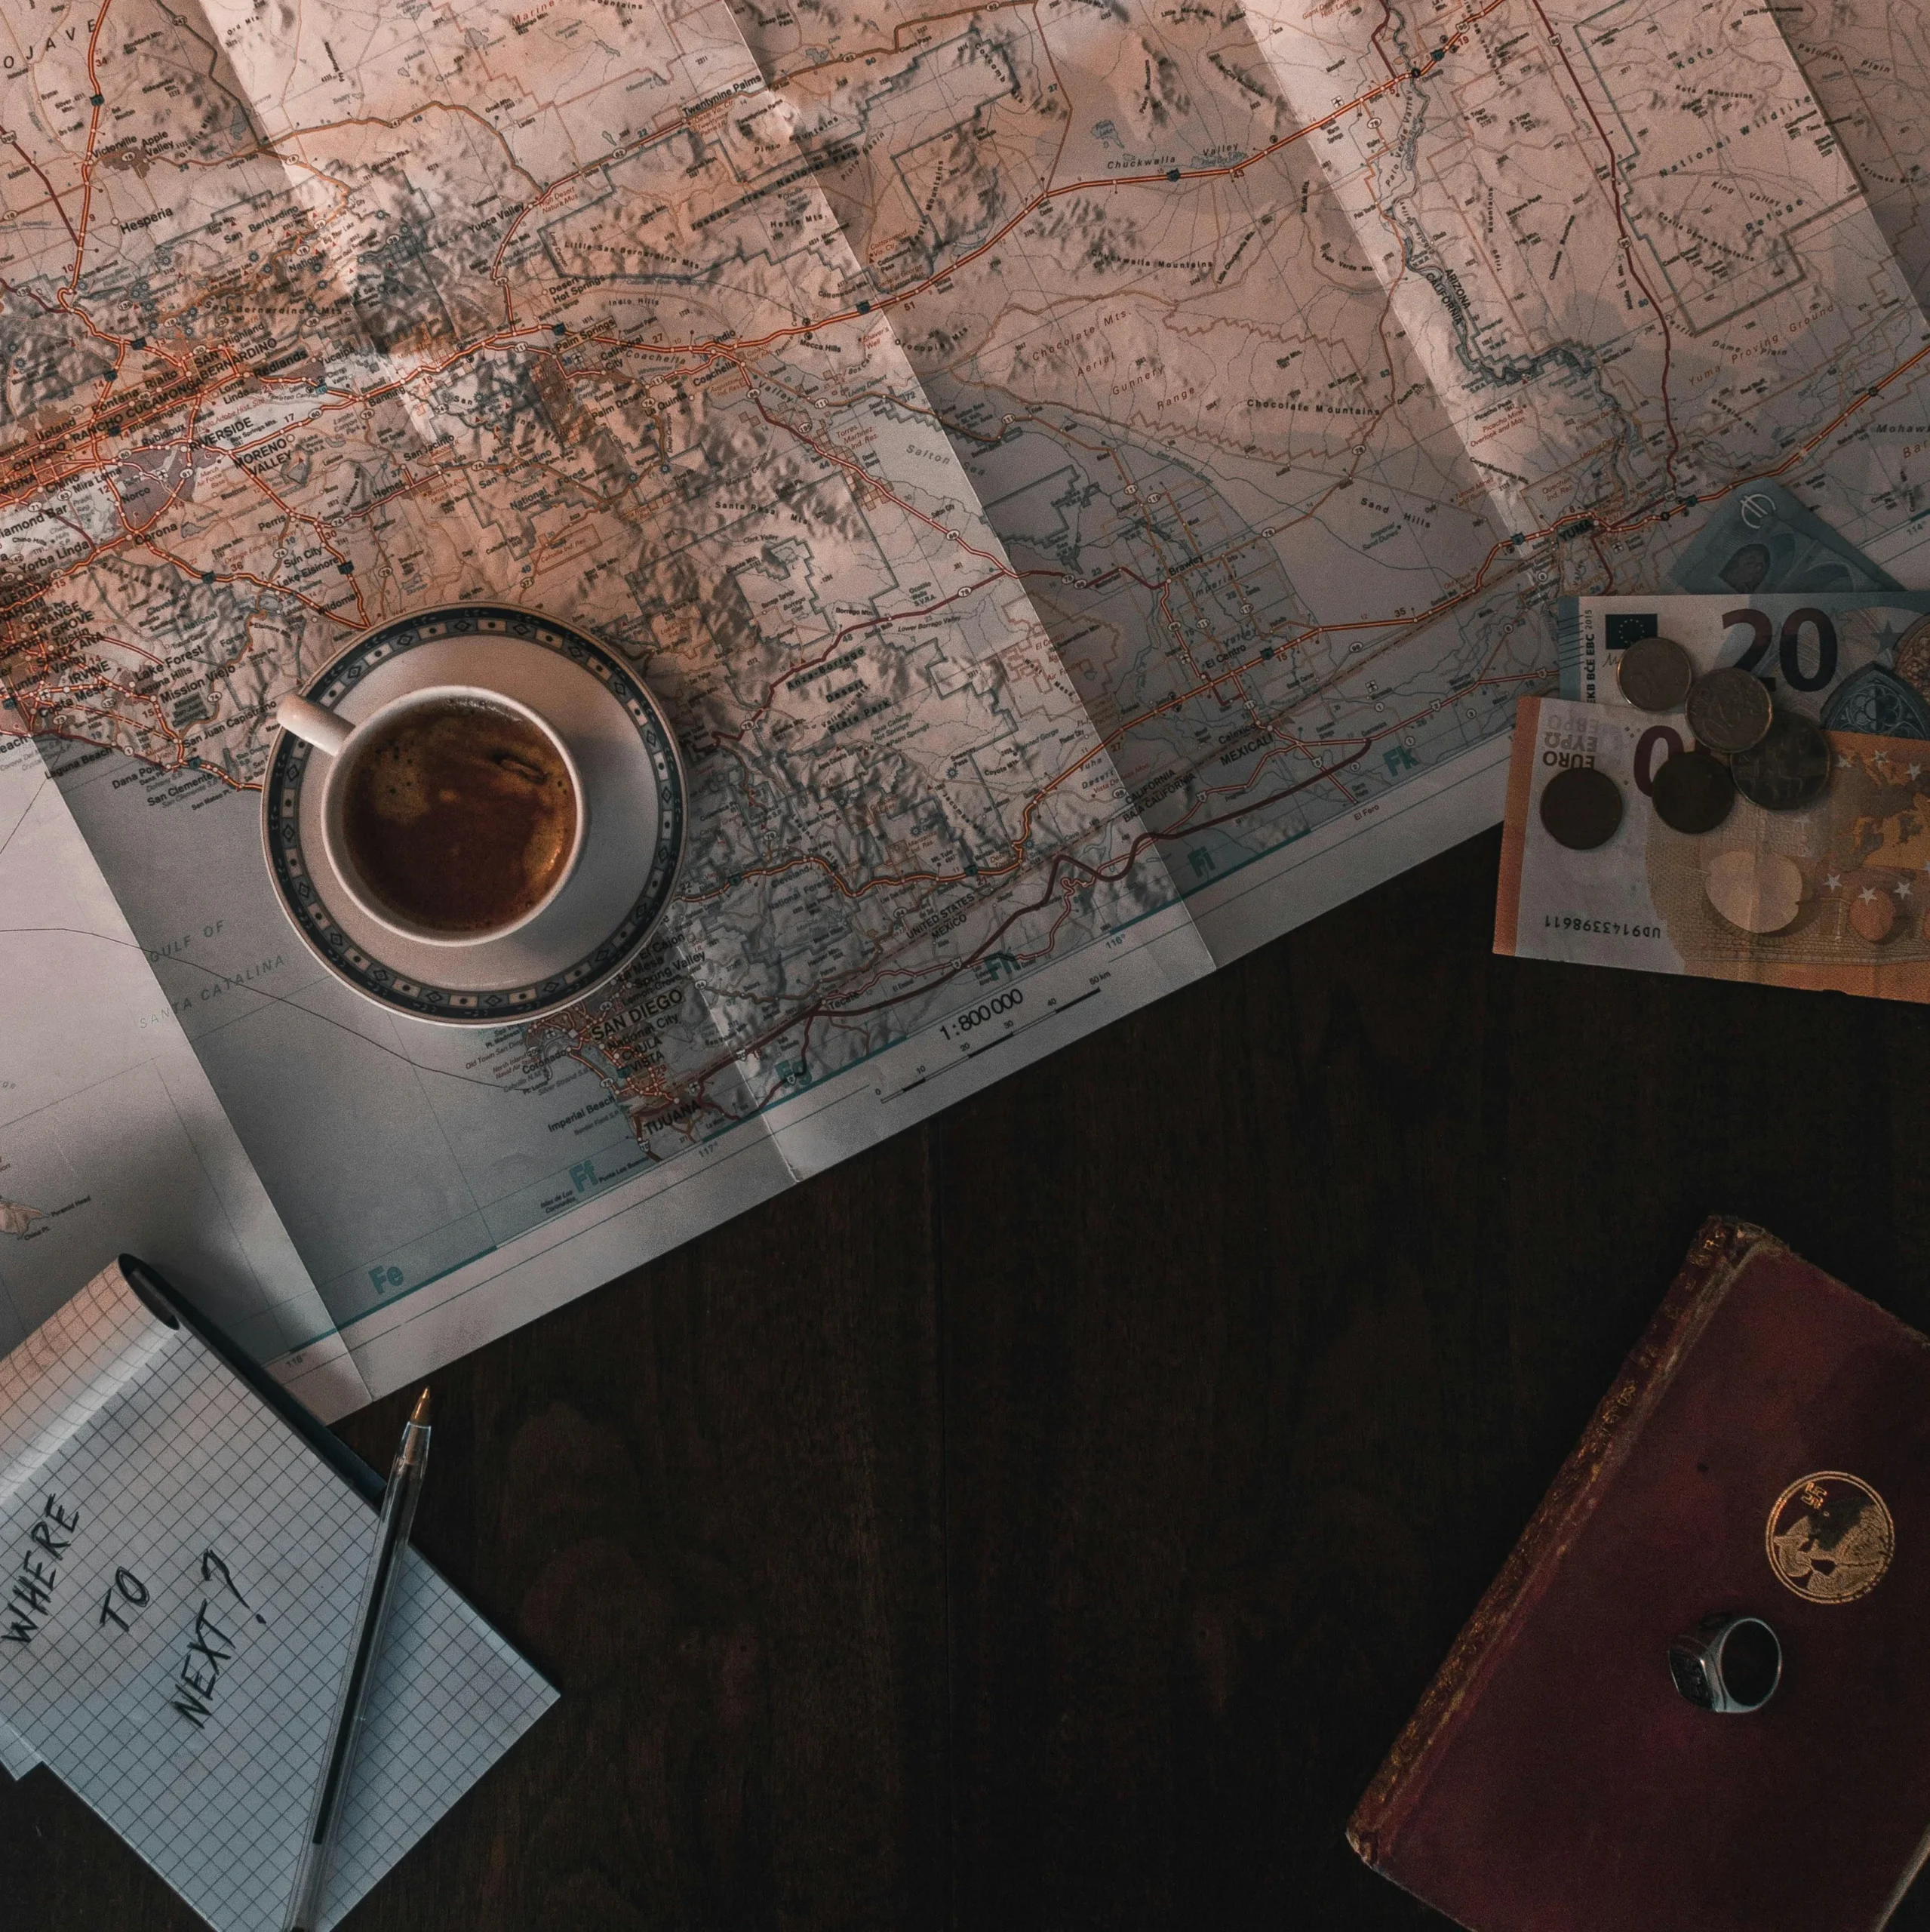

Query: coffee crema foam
left=342, top=700, right=576, bottom=934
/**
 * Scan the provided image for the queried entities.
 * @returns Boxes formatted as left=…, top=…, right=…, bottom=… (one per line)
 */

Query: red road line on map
left=60, top=0, right=115, bottom=309
left=2, top=131, right=78, bottom=252
left=1369, top=0, right=1405, bottom=84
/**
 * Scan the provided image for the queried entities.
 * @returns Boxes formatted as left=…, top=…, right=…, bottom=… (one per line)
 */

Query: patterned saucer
left=262, top=605, right=686, bottom=1027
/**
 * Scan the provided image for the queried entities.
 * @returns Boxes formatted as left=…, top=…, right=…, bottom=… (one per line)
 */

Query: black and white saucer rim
left=262, top=603, right=685, bottom=1028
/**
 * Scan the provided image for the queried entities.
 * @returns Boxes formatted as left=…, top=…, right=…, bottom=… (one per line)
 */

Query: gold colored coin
left=1766, top=1471, right=1895, bottom=1604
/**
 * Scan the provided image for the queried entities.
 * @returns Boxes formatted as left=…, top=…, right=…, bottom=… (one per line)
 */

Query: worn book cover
left=1351, top=1217, right=1930, bottom=1930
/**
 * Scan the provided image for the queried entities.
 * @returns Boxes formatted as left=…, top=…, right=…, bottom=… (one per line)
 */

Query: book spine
left=1348, top=1215, right=1771, bottom=1866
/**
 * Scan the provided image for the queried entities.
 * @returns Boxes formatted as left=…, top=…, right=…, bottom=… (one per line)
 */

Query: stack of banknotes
left=1496, top=490, right=1930, bottom=1002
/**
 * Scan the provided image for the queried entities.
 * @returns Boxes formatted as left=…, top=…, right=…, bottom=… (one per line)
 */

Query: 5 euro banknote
left=1559, top=593, right=1930, bottom=735
left=1495, top=697, right=1930, bottom=1004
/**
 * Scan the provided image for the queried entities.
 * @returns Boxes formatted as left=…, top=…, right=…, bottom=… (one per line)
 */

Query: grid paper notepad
left=0, top=1260, right=556, bottom=1930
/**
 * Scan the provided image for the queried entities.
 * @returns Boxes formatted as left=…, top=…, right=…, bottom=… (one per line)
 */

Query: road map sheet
left=1, top=0, right=1928, bottom=1406
left=1773, top=0, right=1930, bottom=318
left=0, top=739, right=361, bottom=1401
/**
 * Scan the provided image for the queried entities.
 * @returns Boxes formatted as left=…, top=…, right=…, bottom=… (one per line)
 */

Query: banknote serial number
left=1544, top=915, right=1662, bottom=938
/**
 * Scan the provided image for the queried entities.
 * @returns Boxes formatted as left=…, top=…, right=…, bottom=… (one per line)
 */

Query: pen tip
left=410, top=1386, right=432, bottom=1426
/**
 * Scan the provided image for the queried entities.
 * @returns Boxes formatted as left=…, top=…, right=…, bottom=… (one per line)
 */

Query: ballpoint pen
left=283, top=1388, right=433, bottom=1932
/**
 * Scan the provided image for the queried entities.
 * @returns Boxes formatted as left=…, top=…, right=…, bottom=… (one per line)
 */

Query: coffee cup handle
left=275, top=694, right=354, bottom=758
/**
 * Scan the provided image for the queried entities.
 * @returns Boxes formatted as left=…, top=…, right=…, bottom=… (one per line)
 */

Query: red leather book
left=1351, top=1218, right=1930, bottom=1930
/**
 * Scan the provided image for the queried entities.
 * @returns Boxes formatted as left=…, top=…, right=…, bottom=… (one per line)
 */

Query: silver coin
left=1685, top=667, right=1773, bottom=755
left=1731, top=711, right=1831, bottom=813
left=1615, top=634, right=1695, bottom=712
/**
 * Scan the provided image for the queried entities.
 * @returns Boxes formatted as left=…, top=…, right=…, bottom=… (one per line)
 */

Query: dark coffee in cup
left=341, top=698, right=577, bottom=934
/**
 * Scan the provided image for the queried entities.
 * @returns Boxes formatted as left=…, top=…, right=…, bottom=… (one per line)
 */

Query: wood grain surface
left=7, top=825, right=1930, bottom=1929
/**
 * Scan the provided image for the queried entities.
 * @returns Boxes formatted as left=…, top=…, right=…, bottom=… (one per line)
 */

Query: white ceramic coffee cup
left=275, top=684, right=589, bottom=948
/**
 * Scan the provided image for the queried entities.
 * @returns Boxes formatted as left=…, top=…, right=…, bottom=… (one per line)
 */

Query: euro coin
left=1539, top=764, right=1623, bottom=850
left=1650, top=747, right=1735, bottom=835
left=1686, top=667, right=1773, bottom=754
left=1615, top=635, right=1695, bottom=712
left=1732, top=712, right=1831, bottom=813
left=1704, top=849, right=1802, bottom=934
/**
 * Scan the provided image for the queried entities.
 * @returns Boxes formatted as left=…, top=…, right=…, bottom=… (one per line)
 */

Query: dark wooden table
left=10, top=825, right=1930, bottom=1930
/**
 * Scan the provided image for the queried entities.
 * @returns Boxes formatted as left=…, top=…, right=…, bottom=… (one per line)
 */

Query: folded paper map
left=1496, top=697, right=1930, bottom=1003
left=1772, top=0, right=1930, bottom=315
left=7, top=0, right=1930, bottom=1407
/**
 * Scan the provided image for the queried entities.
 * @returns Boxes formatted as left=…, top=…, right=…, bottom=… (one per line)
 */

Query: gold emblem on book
left=1766, top=1471, right=1895, bottom=1604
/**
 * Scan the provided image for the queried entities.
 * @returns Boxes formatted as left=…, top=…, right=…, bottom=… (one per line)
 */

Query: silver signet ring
left=1667, top=1613, right=1781, bottom=1714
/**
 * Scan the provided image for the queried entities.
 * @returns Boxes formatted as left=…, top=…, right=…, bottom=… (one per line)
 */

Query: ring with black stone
left=1667, top=1613, right=1781, bottom=1715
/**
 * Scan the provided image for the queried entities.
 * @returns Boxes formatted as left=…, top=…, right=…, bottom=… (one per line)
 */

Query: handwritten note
left=0, top=1262, right=555, bottom=1930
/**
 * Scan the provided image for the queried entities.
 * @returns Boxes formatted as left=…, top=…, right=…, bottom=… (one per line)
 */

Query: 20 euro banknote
left=1559, top=594, right=1930, bottom=735
left=1495, top=697, right=1930, bottom=1003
